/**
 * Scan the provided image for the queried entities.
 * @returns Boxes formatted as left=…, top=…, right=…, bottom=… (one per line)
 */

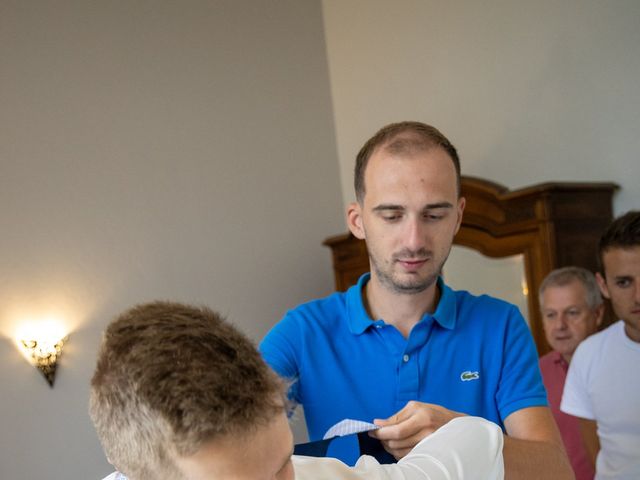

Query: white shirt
left=562, top=321, right=640, bottom=479
left=101, top=474, right=126, bottom=480
left=101, top=416, right=504, bottom=480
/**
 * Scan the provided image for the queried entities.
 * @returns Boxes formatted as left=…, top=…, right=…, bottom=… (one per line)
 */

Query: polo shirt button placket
left=398, top=351, right=419, bottom=402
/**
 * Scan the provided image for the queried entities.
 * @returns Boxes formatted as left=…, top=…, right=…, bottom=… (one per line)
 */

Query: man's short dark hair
left=89, top=301, right=286, bottom=479
left=354, top=121, right=461, bottom=202
left=598, top=210, right=640, bottom=273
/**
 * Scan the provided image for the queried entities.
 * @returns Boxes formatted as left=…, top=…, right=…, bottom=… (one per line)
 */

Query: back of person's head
left=538, top=266, right=603, bottom=310
left=354, top=121, right=461, bottom=202
left=598, top=210, right=640, bottom=273
left=89, top=301, right=285, bottom=480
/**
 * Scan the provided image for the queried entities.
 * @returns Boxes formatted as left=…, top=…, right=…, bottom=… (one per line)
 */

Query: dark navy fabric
left=294, top=434, right=394, bottom=464
left=294, top=438, right=332, bottom=457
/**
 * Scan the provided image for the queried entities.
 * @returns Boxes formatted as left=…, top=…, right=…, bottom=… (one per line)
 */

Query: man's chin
left=372, top=263, right=438, bottom=294
left=394, top=284, right=429, bottom=294
left=389, top=275, right=437, bottom=295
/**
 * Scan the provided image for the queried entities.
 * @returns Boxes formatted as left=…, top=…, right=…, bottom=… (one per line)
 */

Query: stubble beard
left=370, top=249, right=447, bottom=295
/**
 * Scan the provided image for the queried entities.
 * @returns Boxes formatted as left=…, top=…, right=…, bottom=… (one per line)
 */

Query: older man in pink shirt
left=539, top=266, right=604, bottom=480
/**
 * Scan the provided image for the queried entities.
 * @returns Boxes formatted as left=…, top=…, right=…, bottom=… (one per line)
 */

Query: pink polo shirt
left=539, top=351, right=595, bottom=480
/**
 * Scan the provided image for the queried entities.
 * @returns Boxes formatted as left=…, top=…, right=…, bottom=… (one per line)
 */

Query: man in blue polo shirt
left=260, top=121, right=573, bottom=479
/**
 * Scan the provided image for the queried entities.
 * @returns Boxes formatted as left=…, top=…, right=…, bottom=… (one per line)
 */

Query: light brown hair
left=354, top=121, right=461, bottom=202
left=89, top=301, right=285, bottom=479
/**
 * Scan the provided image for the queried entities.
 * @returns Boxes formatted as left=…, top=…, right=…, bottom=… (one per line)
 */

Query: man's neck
left=363, top=275, right=440, bottom=338
left=623, top=321, right=640, bottom=343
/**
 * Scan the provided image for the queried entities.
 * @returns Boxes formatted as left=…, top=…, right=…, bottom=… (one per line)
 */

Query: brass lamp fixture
left=20, top=335, right=68, bottom=387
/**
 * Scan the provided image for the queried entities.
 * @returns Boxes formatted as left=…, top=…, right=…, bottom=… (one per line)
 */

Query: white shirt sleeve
left=100, top=473, right=127, bottom=480
left=560, top=340, right=595, bottom=420
left=292, top=416, right=504, bottom=480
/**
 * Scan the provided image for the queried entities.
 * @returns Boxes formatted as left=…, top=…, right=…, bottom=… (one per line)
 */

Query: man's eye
left=382, top=214, right=401, bottom=221
left=423, top=213, right=443, bottom=221
left=567, top=310, right=580, bottom=316
left=615, top=279, right=632, bottom=288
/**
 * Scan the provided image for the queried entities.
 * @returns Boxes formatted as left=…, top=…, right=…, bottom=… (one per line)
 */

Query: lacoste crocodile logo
left=460, top=371, right=480, bottom=381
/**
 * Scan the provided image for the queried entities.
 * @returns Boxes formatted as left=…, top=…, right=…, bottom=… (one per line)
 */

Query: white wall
left=0, top=1, right=342, bottom=478
left=322, top=0, right=640, bottom=214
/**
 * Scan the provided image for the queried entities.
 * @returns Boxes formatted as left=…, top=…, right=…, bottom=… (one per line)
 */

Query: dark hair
left=354, top=121, right=461, bottom=202
left=598, top=210, right=640, bottom=272
left=89, top=301, right=285, bottom=479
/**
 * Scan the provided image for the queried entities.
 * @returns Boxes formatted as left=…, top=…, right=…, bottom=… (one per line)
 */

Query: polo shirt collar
left=550, top=350, right=568, bottom=368
left=433, top=277, right=457, bottom=330
left=346, top=273, right=457, bottom=335
left=346, top=273, right=375, bottom=335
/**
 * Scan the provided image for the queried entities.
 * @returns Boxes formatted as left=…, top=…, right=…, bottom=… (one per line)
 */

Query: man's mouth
left=396, top=258, right=428, bottom=269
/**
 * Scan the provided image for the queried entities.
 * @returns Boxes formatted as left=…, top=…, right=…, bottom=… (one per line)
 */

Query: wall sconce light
left=19, top=335, right=69, bottom=387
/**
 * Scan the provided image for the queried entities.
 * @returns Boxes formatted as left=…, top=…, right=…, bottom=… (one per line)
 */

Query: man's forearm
left=577, top=417, right=599, bottom=468
left=502, top=436, right=574, bottom=480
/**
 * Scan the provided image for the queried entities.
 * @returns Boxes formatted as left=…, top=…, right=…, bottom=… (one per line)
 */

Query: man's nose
left=403, top=218, right=425, bottom=251
left=556, top=315, right=569, bottom=328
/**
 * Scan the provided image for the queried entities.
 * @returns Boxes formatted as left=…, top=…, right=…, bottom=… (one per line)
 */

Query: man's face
left=541, top=280, right=603, bottom=361
left=597, top=245, right=640, bottom=342
left=174, top=412, right=294, bottom=480
left=347, top=145, right=464, bottom=294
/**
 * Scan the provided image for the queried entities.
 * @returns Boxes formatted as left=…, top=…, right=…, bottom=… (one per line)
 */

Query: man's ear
left=346, top=202, right=365, bottom=240
left=594, top=302, right=605, bottom=328
left=454, top=197, right=466, bottom=235
left=596, top=272, right=611, bottom=300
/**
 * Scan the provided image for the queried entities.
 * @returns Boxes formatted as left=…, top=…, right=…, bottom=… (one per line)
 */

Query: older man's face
left=541, top=280, right=603, bottom=362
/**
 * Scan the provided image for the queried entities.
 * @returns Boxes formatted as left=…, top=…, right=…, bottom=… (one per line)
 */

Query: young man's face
left=174, top=412, right=295, bottom=480
left=540, top=280, right=603, bottom=361
left=348, top=145, right=464, bottom=295
left=597, top=245, right=640, bottom=342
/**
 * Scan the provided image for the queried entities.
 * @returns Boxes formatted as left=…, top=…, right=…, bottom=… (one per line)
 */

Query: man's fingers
left=370, top=401, right=445, bottom=442
left=370, top=402, right=462, bottom=460
left=379, top=432, right=428, bottom=450
left=373, top=400, right=426, bottom=427
left=371, top=415, right=435, bottom=442
left=370, top=421, right=411, bottom=440
left=372, top=417, right=394, bottom=428
left=381, top=444, right=412, bottom=461
left=372, top=403, right=415, bottom=427
left=393, top=447, right=412, bottom=459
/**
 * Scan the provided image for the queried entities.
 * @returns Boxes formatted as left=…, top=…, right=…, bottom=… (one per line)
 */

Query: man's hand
left=368, top=401, right=464, bottom=459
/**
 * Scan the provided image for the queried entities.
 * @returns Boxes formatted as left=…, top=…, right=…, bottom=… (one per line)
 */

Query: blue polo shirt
left=260, top=273, right=546, bottom=464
